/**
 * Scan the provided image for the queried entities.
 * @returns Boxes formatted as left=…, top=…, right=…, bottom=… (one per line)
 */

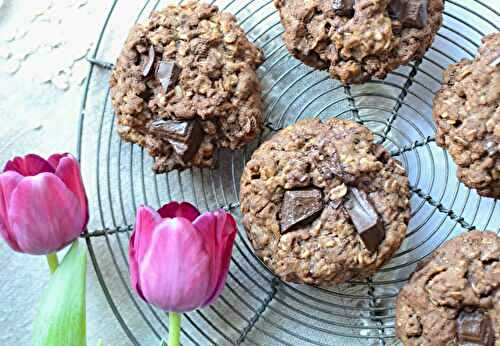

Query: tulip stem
left=46, top=253, right=59, bottom=273
left=168, top=312, right=181, bottom=346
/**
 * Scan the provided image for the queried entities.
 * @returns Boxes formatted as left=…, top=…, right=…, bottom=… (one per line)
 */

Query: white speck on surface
left=3, top=58, right=21, bottom=74
left=0, top=46, right=11, bottom=59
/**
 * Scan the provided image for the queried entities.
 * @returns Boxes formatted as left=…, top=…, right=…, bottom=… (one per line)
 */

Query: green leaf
left=33, top=240, right=87, bottom=346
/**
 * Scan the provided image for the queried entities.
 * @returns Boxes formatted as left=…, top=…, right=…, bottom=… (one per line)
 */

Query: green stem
left=46, top=253, right=59, bottom=273
left=168, top=312, right=181, bottom=346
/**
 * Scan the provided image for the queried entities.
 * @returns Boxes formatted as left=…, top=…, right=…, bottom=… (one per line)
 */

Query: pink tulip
left=129, top=202, right=237, bottom=313
left=0, top=153, right=88, bottom=255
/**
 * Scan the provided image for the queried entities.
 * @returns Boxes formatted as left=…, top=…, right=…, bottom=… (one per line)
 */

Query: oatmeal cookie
left=110, top=1, right=264, bottom=173
left=433, top=33, right=500, bottom=198
left=240, top=118, right=411, bottom=285
left=274, top=0, right=443, bottom=84
left=396, top=231, right=500, bottom=346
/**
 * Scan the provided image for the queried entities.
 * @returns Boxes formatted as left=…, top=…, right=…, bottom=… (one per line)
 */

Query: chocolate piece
left=150, top=119, right=192, bottom=140
left=332, top=0, right=355, bottom=16
left=143, top=45, right=156, bottom=77
left=391, top=20, right=403, bottom=35
left=150, top=119, right=203, bottom=162
left=344, top=187, right=385, bottom=252
left=457, top=310, right=494, bottom=346
left=167, top=138, right=201, bottom=162
left=280, top=189, right=324, bottom=233
left=388, top=0, right=428, bottom=29
left=388, top=0, right=404, bottom=19
left=402, top=0, right=428, bottom=29
left=156, top=60, right=181, bottom=92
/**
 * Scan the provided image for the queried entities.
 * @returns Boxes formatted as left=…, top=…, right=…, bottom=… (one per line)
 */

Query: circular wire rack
left=77, top=0, right=500, bottom=345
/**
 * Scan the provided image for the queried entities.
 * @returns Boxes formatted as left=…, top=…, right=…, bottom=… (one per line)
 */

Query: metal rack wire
left=77, top=1, right=500, bottom=345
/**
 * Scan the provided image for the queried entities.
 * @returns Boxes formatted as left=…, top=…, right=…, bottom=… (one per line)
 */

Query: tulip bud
left=0, top=153, right=89, bottom=255
left=129, top=202, right=237, bottom=313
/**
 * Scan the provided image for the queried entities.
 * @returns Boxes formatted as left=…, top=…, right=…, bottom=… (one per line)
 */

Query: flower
left=0, top=153, right=88, bottom=255
left=129, top=202, right=237, bottom=312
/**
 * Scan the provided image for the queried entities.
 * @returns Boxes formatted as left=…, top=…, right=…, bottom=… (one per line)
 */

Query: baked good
left=110, top=1, right=264, bottom=173
left=433, top=33, right=500, bottom=199
left=396, top=231, right=500, bottom=346
left=240, top=118, right=411, bottom=285
left=274, top=0, right=443, bottom=84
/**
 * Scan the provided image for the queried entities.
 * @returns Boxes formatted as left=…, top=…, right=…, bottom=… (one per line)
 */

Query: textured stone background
left=0, top=1, right=130, bottom=345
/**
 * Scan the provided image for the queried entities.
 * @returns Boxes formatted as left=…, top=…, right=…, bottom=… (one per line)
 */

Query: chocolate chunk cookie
left=240, top=118, right=411, bottom=285
left=433, top=33, right=500, bottom=199
left=110, top=1, right=264, bottom=173
left=396, top=231, right=500, bottom=346
left=274, top=0, right=443, bottom=84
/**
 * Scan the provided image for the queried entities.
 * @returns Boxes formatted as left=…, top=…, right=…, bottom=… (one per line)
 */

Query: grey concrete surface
left=0, top=1, right=130, bottom=345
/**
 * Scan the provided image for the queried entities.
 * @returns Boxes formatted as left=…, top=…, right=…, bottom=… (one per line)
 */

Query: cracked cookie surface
left=433, top=33, right=500, bottom=199
left=110, top=1, right=264, bottom=173
left=396, top=231, right=500, bottom=345
left=240, top=118, right=411, bottom=285
left=274, top=0, right=443, bottom=84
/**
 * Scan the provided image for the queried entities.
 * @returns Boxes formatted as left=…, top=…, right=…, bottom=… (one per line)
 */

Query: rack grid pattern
left=77, top=1, right=499, bottom=345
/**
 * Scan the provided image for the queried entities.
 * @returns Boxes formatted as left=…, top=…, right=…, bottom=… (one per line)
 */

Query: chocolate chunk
left=332, top=0, right=355, bottom=16
left=143, top=45, right=156, bottom=77
left=344, top=187, right=385, bottom=252
left=388, top=0, right=404, bottom=19
left=280, top=189, right=324, bottom=233
left=150, top=119, right=203, bottom=162
left=457, top=310, right=494, bottom=346
left=402, top=0, right=428, bottom=29
left=388, top=0, right=428, bottom=29
left=156, top=60, right=181, bottom=92
left=167, top=138, right=202, bottom=162
left=391, top=20, right=403, bottom=35
left=150, top=119, right=192, bottom=140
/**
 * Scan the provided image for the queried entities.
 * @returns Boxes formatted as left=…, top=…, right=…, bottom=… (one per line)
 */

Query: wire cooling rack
left=77, top=1, right=499, bottom=345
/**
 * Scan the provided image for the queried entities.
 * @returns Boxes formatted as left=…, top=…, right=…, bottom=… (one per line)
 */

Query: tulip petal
left=200, top=211, right=237, bottom=306
left=139, top=218, right=211, bottom=312
left=157, top=201, right=200, bottom=222
left=128, top=231, right=145, bottom=300
left=8, top=173, right=85, bottom=255
left=193, top=210, right=237, bottom=306
left=4, top=154, right=54, bottom=176
left=133, top=206, right=162, bottom=262
left=0, top=171, right=23, bottom=252
left=54, top=154, right=89, bottom=225
left=47, top=153, right=66, bottom=170
left=129, top=206, right=162, bottom=299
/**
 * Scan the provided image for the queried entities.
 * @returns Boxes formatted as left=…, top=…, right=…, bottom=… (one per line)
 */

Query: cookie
left=396, top=231, right=500, bottom=346
left=274, top=0, right=443, bottom=84
left=110, top=1, right=264, bottom=173
left=239, top=118, right=411, bottom=285
left=433, top=33, right=500, bottom=199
